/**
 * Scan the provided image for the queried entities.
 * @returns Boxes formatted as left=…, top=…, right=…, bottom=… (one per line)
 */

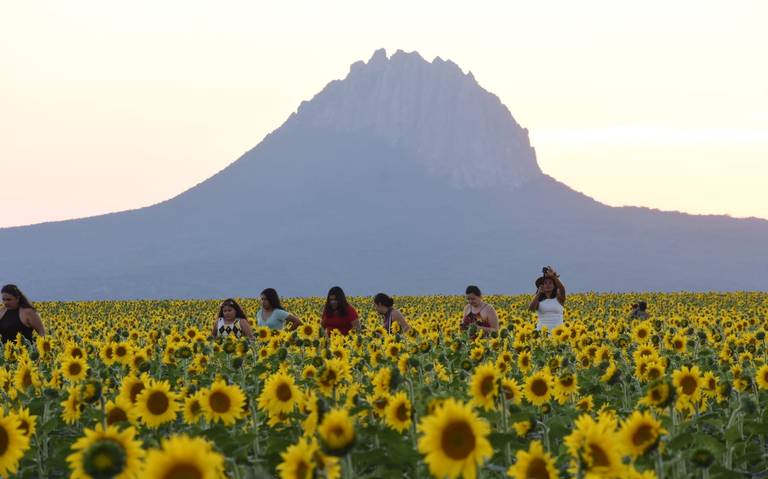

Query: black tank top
left=0, top=308, right=35, bottom=344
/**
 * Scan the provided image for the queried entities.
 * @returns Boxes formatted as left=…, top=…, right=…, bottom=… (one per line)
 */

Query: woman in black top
left=0, top=284, right=45, bottom=343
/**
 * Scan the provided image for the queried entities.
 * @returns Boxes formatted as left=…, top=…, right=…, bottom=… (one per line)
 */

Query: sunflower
left=183, top=391, right=205, bottom=424
left=277, top=436, right=316, bottom=479
left=618, top=410, right=666, bottom=458
left=554, top=372, right=579, bottom=402
left=318, top=408, right=356, bottom=456
left=143, top=435, right=224, bottom=479
left=200, top=379, right=245, bottom=425
left=385, top=391, right=412, bottom=433
left=755, top=364, right=768, bottom=390
left=67, top=425, right=144, bottom=479
left=469, top=363, right=499, bottom=411
left=672, top=365, right=702, bottom=400
left=302, top=365, right=318, bottom=380
left=501, top=378, right=523, bottom=405
left=258, top=371, right=301, bottom=416
left=518, top=351, right=533, bottom=373
left=119, top=374, right=149, bottom=406
left=105, top=397, right=134, bottom=426
left=14, top=361, right=41, bottom=391
left=316, top=358, right=350, bottom=395
left=640, top=381, right=675, bottom=409
left=62, top=386, right=85, bottom=424
left=564, top=413, right=622, bottom=478
left=575, top=395, right=594, bottom=413
left=417, top=398, right=492, bottom=479
left=524, top=370, right=553, bottom=407
left=0, top=409, right=30, bottom=477
left=11, top=407, right=36, bottom=438
left=507, top=440, right=559, bottom=479
left=371, top=367, right=393, bottom=396
left=298, top=323, right=317, bottom=340
left=134, top=379, right=180, bottom=428
left=61, top=357, right=89, bottom=382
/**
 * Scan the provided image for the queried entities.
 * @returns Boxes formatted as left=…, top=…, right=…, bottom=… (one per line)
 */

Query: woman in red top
left=321, top=286, right=360, bottom=337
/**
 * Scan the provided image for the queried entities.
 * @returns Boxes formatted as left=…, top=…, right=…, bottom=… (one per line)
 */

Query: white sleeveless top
left=537, top=298, right=564, bottom=331
left=216, top=317, right=243, bottom=338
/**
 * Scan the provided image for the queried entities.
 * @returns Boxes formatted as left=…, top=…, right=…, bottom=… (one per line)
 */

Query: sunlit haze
left=2, top=0, right=767, bottom=227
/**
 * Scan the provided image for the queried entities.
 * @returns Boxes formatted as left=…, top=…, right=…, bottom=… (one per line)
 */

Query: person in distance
left=0, top=284, right=46, bottom=343
left=211, top=298, right=255, bottom=340
left=461, top=285, right=499, bottom=336
left=321, top=286, right=361, bottom=337
left=373, top=293, right=411, bottom=334
left=256, top=288, right=302, bottom=330
left=528, top=266, right=566, bottom=331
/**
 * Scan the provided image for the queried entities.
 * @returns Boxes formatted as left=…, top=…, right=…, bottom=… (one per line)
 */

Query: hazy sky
left=2, top=0, right=767, bottom=228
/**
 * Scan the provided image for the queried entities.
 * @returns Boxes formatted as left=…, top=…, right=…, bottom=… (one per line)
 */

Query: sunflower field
left=1, top=292, right=767, bottom=479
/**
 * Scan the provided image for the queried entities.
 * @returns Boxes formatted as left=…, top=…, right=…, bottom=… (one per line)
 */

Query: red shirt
left=322, top=305, right=358, bottom=335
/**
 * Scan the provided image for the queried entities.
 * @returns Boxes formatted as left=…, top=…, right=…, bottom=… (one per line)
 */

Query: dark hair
left=373, top=293, right=394, bottom=308
left=260, top=288, right=284, bottom=311
left=324, top=286, right=350, bottom=317
left=218, top=298, right=247, bottom=320
left=465, top=285, right=482, bottom=296
left=1, top=284, right=35, bottom=310
left=535, top=276, right=558, bottom=301
left=638, top=301, right=647, bottom=311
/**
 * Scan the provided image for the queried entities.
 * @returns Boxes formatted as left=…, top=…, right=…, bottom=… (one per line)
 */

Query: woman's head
left=465, top=285, right=483, bottom=307
left=325, top=286, right=349, bottom=316
left=218, top=298, right=247, bottom=321
left=260, top=288, right=283, bottom=311
left=1, top=284, right=34, bottom=310
left=373, top=293, right=394, bottom=315
left=535, top=277, right=558, bottom=299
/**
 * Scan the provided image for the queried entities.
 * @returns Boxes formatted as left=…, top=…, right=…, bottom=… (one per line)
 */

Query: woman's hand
left=545, top=266, right=559, bottom=278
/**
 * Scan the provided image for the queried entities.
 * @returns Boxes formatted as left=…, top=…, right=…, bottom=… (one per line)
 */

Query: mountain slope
left=2, top=49, right=766, bottom=300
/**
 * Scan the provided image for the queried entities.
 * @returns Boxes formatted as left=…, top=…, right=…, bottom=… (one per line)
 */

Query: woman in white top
left=211, top=298, right=255, bottom=340
left=257, top=288, right=301, bottom=331
left=528, top=266, right=566, bottom=331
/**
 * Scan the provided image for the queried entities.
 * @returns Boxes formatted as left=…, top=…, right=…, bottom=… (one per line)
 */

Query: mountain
left=2, top=49, right=767, bottom=300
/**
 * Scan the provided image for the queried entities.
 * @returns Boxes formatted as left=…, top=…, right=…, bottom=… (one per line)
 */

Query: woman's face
left=260, top=295, right=271, bottom=310
left=541, top=278, right=555, bottom=294
left=222, top=305, right=237, bottom=320
left=374, top=303, right=388, bottom=315
left=328, top=295, right=339, bottom=310
left=2, top=293, right=18, bottom=309
left=466, top=293, right=481, bottom=307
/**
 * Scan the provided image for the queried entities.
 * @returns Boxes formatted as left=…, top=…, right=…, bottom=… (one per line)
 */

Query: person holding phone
left=528, top=266, right=566, bottom=331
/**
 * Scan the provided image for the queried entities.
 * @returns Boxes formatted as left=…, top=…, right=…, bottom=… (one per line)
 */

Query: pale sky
left=2, top=0, right=767, bottom=228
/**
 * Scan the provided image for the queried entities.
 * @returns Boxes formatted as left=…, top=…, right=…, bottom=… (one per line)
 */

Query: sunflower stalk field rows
left=0, top=292, right=766, bottom=479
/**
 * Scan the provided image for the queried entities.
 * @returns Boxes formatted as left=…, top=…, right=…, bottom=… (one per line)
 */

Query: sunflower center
left=276, top=383, right=293, bottom=402
left=648, top=368, right=660, bottom=380
left=71, top=348, right=84, bottom=358
left=161, top=462, right=204, bottom=479
left=0, top=426, right=8, bottom=455
left=632, top=424, right=654, bottom=446
left=396, top=403, right=409, bottom=422
left=560, top=376, right=574, bottom=388
left=650, top=389, right=662, bottom=401
left=190, top=400, right=201, bottom=415
left=22, top=370, right=32, bottom=388
left=680, top=376, right=697, bottom=395
left=130, top=383, right=145, bottom=403
left=480, top=376, right=495, bottom=396
left=531, top=379, right=548, bottom=397
left=526, top=457, right=551, bottom=479
left=588, top=442, right=610, bottom=467
left=296, top=460, right=311, bottom=479
left=209, top=391, right=231, bottom=413
left=116, top=346, right=127, bottom=356
left=638, top=329, right=648, bottom=339
left=107, top=408, right=128, bottom=425
left=69, top=363, right=83, bottom=376
left=440, top=420, right=476, bottom=460
left=18, top=419, right=30, bottom=435
left=83, top=440, right=127, bottom=479
left=147, top=391, right=170, bottom=415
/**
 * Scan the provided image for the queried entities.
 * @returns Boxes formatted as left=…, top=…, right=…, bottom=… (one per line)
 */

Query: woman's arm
left=351, top=318, right=362, bottom=334
left=239, top=318, right=255, bottom=340
left=285, top=314, right=302, bottom=330
left=211, top=319, right=219, bottom=338
left=394, top=310, right=411, bottom=333
left=548, top=268, right=566, bottom=305
left=528, top=287, right=543, bottom=312
left=22, top=309, right=46, bottom=336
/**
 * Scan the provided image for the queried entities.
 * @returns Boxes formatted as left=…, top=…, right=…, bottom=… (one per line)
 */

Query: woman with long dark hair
left=1, top=284, right=45, bottom=343
left=256, top=288, right=301, bottom=330
left=373, top=293, right=410, bottom=334
left=460, top=285, right=499, bottom=336
left=528, top=266, right=566, bottom=330
left=321, top=286, right=360, bottom=337
left=211, top=298, right=254, bottom=340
